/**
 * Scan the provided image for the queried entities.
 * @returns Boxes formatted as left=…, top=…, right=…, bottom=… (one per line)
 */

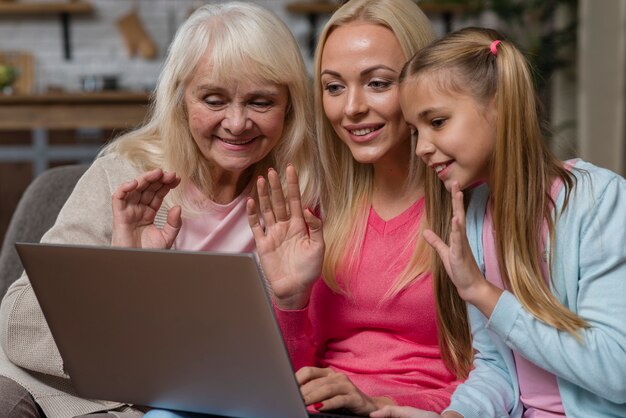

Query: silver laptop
left=16, top=242, right=359, bottom=418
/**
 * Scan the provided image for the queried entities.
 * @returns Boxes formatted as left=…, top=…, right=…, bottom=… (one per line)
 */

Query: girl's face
left=400, top=73, right=497, bottom=191
left=184, top=52, right=289, bottom=182
left=320, top=22, right=410, bottom=166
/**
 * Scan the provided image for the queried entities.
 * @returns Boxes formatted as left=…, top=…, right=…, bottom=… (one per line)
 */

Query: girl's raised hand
left=111, top=168, right=182, bottom=249
left=422, top=182, right=501, bottom=315
left=247, top=165, right=324, bottom=310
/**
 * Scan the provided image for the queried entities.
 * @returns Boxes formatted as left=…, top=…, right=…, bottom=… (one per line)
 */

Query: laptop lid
left=15, top=242, right=312, bottom=418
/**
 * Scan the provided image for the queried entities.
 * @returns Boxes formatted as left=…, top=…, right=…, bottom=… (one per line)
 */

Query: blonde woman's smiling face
left=320, top=22, right=410, bottom=166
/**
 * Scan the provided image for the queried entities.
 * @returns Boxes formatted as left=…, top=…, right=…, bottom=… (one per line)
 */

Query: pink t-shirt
left=276, top=198, right=463, bottom=412
left=173, top=183, right=255, bottom=252
left=483, top=197, right=565, bottom=417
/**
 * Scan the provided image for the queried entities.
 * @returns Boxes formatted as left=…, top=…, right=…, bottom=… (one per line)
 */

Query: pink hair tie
left=490, top=40, right=502, bottom=56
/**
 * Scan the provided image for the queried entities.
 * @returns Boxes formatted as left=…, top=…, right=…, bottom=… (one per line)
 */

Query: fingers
left=298, top=369, right=344, bottom=407
left=450, top=182, right=465, bottom=228
left=112, top=179, right=139, bottom=214
left=370, top=406, right=398, bottom=418
left=449, top=216, right=462, bottom=260
left=161, top=205, right=182, bottom=248
left=297, top=368, right=375, bottom=415
left=423, top=228, right=448, bottom=256
left=137, top=170, right=180, bottom=210
left=303, top=208, right=323, bottom=242
left=114, top=169, right=180, bottom=211
left=448, top=183, right=469, bottom=261
left=370, top=406, right=394, bottom=418
left=296, top=366, right=330, bottom=386
left=134, top=168, right=166, bottom=201
left=112, top=178, right=139, bottom=199
left=246, top=198, right=265, bottom=240
left=285, top=164, right=304, bottom=220
left=267, top=168, right=289, bottom=222
left=256, top=175, right=276, bottom=227
left=255, top=166, right=307, bottom=228
left=423, top=228, right=451, bottom=275
left=370, top=406, right=423, bottom=418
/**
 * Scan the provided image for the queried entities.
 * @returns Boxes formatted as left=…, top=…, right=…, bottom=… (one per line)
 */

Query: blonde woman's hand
left=370, top=405, right=443, bottom=418
left=422, top=182, right=501, bottom=316
left=112, top=168, right=182, bottom=249
left=247, top=165, right=324, bottom=310
left=296, top=366, right=395, bottom=416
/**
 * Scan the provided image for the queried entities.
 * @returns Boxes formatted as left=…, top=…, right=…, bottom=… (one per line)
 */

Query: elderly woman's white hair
left=103, top=1, right=318, bottom=208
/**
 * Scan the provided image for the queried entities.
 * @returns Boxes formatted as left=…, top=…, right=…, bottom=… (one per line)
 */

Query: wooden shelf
left=286, top=1, right=472, bottom=15
left=0, top=1, right=94, bottom=60
left=0, top=1, right=93, bottom=15
left=287, top=0, right=475, bottom=51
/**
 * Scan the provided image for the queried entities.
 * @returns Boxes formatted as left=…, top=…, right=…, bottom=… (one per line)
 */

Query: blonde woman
left=248, top=0, right=466, bottom=416
left=374, top=26, right=626, bottom=418
left=0, top=3, right=318, bottom=417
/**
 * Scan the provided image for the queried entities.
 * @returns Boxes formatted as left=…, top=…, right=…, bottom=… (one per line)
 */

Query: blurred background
left=0, top=0, right=624, bottom=246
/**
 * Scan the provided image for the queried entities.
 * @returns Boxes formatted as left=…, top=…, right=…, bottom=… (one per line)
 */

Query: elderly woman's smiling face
left=184, top=51, right=289, bottom=182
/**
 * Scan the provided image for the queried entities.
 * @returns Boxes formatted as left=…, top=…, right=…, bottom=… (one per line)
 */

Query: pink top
left=275, top=199, right=463, bottom=412
left=483, top=198, right=565, bottom=417
left=173, top=183, right=255, bottom=252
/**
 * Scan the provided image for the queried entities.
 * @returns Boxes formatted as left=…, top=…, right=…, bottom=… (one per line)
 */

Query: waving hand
left=112, top=168, right=182, bottom=249
left=247, top=165, right=324, bottom=310
left=422, top=182, right=502, bottom=316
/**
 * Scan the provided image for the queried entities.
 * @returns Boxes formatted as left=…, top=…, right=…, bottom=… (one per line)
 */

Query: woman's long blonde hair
left=401, top=27, right=588, bottom=378
left=314, top=0, right=435, bottom=296
left=101, top=2, right=319, bottom=209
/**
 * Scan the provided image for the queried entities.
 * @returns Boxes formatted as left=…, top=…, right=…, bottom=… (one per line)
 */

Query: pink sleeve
left=273, top=302, right=316, bottom=372
left=389, top=379, right=463, bottom=413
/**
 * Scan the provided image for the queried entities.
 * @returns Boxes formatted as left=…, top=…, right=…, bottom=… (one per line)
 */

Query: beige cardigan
left=0, top=154, right=168, bottom=418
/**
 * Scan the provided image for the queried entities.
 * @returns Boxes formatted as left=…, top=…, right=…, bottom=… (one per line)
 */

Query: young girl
left=373, top=27, right=626, bottom=418
left=246, top=0, right=465, bottom=416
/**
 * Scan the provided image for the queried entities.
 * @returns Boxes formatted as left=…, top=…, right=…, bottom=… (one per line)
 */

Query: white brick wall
left=0, top=0, right=313, bottom=92
left=0, top=0, right=481, bottom=93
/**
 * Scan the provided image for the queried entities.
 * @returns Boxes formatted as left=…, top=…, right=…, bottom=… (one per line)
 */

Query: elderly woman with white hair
left=0, top=2, right=318, bottom=417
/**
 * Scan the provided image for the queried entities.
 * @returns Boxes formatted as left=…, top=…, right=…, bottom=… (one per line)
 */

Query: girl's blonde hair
left=314, top=0, right=435, bottom=297
left=401, top=27, right=587, bottom=378
left=101, top=2, right=318, bottom=209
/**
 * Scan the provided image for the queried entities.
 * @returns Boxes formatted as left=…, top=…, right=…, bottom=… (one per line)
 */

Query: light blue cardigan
left=446, top=160, right=626, bottom=418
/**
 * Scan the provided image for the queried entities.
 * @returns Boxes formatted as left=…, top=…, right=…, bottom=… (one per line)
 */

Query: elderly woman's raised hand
left=111, top=168, right=182, bottom=249
left=247, top=164, right=324, bottom=310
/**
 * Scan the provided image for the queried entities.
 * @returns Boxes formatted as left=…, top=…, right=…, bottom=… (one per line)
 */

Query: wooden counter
left=0, top=91, right=152, bottom=178
left=0, top=91, right=151, bottom=248
left=0, top=91, right=151, bottom=130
